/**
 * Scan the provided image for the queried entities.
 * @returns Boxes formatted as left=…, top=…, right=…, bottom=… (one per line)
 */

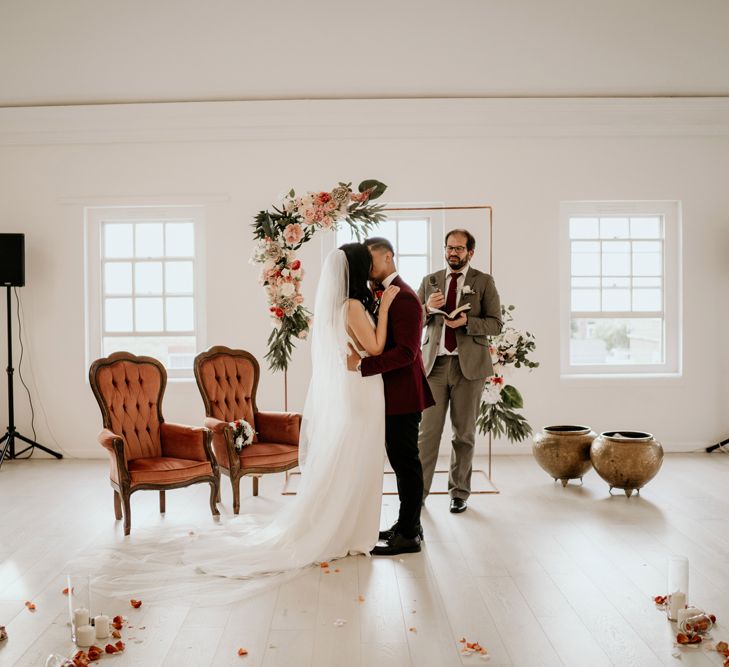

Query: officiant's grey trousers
left=418, top=356, right=485, bottom=501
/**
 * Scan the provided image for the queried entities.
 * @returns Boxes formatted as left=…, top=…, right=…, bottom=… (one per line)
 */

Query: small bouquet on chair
left=229, top=418, right=256, bottom=451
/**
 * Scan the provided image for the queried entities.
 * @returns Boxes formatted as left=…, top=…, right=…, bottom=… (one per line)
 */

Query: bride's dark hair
left=339, top=242, right=374, bottom=312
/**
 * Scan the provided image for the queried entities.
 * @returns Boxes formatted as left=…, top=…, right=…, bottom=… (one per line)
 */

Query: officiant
left=416, top=229, right=503, bottom=513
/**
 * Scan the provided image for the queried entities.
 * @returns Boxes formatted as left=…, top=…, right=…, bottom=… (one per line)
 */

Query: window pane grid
left=568, top=213, right=668, bottom=367
left=570, top=221, right=664, bottom=314
left=335, top=216, right=430, bottom=289
left=102, top=221, right=195, bottom=336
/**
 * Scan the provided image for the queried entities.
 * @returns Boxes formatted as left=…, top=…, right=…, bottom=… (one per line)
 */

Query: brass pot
left=532, top=425, right=596, bottom=486
left=590, top=430, right=663, bottom=497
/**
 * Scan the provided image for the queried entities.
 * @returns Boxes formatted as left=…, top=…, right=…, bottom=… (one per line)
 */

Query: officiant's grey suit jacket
left=416, top=267, right=503, bottom=381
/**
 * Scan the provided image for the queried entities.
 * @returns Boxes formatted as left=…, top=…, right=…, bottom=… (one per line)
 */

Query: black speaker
left=0, top=234, right=25, bottom=286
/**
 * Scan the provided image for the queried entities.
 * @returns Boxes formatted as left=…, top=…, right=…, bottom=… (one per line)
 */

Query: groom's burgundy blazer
left=361, top=275, right=435, bottom=415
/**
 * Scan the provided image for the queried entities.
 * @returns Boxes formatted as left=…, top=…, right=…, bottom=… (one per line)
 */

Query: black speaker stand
left=0, top=285, right=62, bottom=469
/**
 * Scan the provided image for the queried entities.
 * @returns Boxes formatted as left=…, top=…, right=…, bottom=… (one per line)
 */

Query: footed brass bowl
left=532, top=425, right=596, bottom=486
left=590, top=431, right=663, bottom=497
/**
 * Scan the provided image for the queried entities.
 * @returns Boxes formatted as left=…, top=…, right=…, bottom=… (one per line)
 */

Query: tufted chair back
left=89, top=352, right=165, bottom=461
left=194, top=347, right=259, bottom=438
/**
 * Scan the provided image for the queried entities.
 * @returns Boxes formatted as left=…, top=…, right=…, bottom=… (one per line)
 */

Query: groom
left=347, top=237, right=434, bottom=556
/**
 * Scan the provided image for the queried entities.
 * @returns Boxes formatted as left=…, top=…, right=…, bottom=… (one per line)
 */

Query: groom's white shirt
left=382, top=271, right=398, bottom=288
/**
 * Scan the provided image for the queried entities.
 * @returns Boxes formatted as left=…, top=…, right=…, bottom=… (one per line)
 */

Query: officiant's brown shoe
left=450, top=498, right=467, bottom=513
left=378, top=522, right=424, bottom=542
left=371, top=533, right=422, bottom=556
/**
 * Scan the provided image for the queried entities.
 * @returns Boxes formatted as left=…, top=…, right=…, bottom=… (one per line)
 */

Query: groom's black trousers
left=385, top=412, right=423, bottom=539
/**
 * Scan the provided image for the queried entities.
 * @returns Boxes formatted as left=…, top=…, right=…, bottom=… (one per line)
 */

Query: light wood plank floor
left=0, top=453, right=728, bottom=666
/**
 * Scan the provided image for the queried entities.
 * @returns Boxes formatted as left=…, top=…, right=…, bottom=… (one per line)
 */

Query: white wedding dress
left=75, top=250, right=386, bottom=604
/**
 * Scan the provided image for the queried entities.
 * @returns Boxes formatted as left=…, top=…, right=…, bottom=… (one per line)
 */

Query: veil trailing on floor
left=70, top=250, right=381, bottom=605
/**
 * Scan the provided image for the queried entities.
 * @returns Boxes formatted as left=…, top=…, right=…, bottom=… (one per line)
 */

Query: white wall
left=0, top=98, right=727, bottom=457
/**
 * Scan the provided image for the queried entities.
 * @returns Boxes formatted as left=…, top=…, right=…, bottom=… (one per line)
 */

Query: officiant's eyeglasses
left=445, top=245, right=467, bottom=253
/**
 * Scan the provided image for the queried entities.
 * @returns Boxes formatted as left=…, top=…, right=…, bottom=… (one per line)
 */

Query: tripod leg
left=706, top=438, right=729, bottom=453
left=0, top=433, right=13, bottom=469
left=14, top=431, right=63, bottom=459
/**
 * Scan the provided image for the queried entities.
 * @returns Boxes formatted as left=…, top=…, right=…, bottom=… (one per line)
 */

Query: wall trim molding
left=2, top=97, right=729, bottom=146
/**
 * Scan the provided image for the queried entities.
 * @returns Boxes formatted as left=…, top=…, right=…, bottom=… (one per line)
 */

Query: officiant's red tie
left=445, top=272, right=460, bottom=352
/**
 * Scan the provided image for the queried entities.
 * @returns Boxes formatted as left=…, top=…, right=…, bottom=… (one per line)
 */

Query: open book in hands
left=428, top=303, right=471, bottom=320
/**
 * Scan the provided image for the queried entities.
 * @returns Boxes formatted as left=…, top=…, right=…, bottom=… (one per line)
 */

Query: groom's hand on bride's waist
left=346, top=344, right=361, bottom=372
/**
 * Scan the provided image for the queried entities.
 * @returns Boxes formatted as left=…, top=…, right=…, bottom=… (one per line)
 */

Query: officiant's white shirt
left=429, top=264, right=469, bottom=357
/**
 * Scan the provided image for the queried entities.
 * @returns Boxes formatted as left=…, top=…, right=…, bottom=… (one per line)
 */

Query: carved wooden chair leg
left=122, top=493, right=132, bottom=536
left=252, top=475, right=259, bottom=497
left=216, top=487, right=221, bottom=503
left=232, top=476, right=241, bottom=515
left=159, top=490, right=166, bottom=514
left=113, top=491, right=122, bottom=520
left=209, top=480, right=220, bottom=516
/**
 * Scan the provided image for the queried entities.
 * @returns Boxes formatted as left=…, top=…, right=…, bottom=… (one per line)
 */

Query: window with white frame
left=336, top=213, right=433, bottom=289
left=561, top=201, right=681, bottom=376
left=85, top=206, right=205, bottom=378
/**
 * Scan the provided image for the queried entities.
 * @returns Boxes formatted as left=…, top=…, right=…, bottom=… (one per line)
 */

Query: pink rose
left=283, top=223, right=304, bottom=245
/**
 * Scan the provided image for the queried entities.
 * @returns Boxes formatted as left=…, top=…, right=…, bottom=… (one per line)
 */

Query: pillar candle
left=75, top=624, right=95, bottom=647
left=73, top=607, right=89, bottom=628
left=94, top=614, right=110, bottom=639
left=667, top=591, right=686, bottom=621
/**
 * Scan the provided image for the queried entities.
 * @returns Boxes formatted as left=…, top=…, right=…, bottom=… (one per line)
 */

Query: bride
left=78, top=244, right=399, bottom=602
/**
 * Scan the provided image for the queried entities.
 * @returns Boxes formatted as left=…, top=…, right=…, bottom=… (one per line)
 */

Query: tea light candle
left=667, top=591, right=686, bottom=621
left=676, top=606, right=702, bottom=626
left=75, top=624, right=95, bottom=647
left=94, top=614, right=110, bottom=639
left=73, top=607, right=89, bottom=628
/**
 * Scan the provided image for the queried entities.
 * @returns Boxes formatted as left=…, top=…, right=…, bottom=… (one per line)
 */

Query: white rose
left=280, top=282, right=296, bottom=297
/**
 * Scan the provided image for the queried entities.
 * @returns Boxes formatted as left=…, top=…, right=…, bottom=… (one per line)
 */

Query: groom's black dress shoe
left=450, top=498, right=467, bottom=513
left=378, top=522, right=424, bottom=542
left=371, top=532, right=422, bottom=556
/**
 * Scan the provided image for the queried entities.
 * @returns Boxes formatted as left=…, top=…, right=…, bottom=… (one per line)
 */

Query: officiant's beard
left=447, top=255, right=468, bottom=270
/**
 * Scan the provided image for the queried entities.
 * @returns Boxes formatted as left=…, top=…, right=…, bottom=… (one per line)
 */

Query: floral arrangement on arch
left=250, top=180, right=387, bottom=371
left=476, top=305, right=539, bottom=443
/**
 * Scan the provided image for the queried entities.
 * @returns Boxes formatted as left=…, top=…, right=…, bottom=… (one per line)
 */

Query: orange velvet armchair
left=194, top=346, right=300, bottom=514
left=89, top=352, right=220, bottom=535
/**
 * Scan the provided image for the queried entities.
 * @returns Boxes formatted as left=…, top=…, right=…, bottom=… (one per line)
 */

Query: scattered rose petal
left=676, top=632, right=702, bottom=645
left=130, top=599, right=142, bottom=608
left=334, top=568, right=340, bottom=573
left=0, top=626, right=7, bottom=642
left=409, top=627, right=417, bottom=632
left=111, top=630, right=122, bottom=639
left=320, top=562, right=329, bottom=568
left=104, top=644, right=119, bottom=654
left=357, top=595, right=365, bottom=603
left=115, top=640, right=125, bottom=652
left=237, top=648, right=248, bottom=656
left=324, top=570, right=330, bottom=574
left=24, top=600, right=36, bottom=611
left=73, top=650, right=90, bottom=667
left=87, top=646, right=102, bottom=662
left=717, top=640, right=729, bottom=653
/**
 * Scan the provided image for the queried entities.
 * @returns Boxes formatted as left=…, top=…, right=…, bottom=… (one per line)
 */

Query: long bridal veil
left=71, top=249, right=383, bottom=605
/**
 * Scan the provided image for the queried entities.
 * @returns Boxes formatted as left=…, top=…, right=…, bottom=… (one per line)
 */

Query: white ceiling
left=1, top=0, right=728, bottom=107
